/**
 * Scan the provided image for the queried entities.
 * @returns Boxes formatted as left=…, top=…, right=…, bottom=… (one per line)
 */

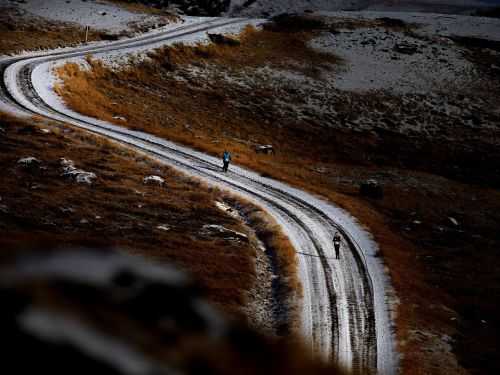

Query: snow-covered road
left=1, top=18, right=397, bottom=374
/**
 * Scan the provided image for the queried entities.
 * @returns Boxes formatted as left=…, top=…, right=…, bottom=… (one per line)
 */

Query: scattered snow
left=228, top=0, right=495, bottom=16
left=310, top=26, right=475, bottom=93
left=318, top=11, right=500, bottom=41
left=16, top=12, right=498, bottom=373
left=16, top=0, right=158, bottom=33
left=202, top=224, right=249, bottom=241
left=95, top=18, right=265, bottom=67
left=228, top=0, right=344, bottom=16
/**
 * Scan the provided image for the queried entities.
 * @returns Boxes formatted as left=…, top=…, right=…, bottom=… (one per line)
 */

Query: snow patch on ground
left=228, top=0, right=345, bottom=16
left=16, top=0, right=156, bottom=32
left=310, top=27, right=476, bottom=93
left=319, top=11, right=500, bottom=41
left=228, top=0, right=495, bottom=16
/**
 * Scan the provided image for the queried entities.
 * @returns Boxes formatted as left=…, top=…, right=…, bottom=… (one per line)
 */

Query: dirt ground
left=54, top=23, right=500, bottom=374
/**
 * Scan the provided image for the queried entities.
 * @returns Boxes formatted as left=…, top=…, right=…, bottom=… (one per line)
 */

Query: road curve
left=1, top=18, right=398, bottom=374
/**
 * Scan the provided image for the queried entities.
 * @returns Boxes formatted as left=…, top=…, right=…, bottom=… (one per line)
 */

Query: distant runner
left=222, top=150, right=231, bottom=172
left=333, top=232, right=341, bottom=260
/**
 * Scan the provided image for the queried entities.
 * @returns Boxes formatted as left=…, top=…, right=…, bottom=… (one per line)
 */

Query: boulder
left=255, top=144, right=275, bottom=155
left=207, top=33, right=240, bottom=46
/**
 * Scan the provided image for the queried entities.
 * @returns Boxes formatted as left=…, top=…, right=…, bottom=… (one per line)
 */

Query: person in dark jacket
left=333, top=232, right=341, bottom=260
left=222, top=150, right=231, bottom=172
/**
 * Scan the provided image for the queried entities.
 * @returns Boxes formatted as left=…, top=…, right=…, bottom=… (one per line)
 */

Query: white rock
left=17, top=157, right=41, bottom=167
left=143, top=175, right=165, bottom=186
left=157, top=225, right=170, bottom=231
left=60, top=158, right=97, bottom=185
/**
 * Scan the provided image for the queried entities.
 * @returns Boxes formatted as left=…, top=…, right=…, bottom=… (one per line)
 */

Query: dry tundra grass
left=0, top=111, right=299, bottom=330
left=1, top=115, right=346, bottom=375
left=53, top=24, right=500, bottom=374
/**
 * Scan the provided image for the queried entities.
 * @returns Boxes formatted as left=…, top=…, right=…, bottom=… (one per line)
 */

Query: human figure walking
left=333, top=232, right=341, bottom=260
left=222, top=150, right=231, bottom=172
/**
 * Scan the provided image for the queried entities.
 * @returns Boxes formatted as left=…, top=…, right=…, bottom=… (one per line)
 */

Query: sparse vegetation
left=53, top=23, right=500, bottom=374
left=0, top=111, right=298, bottom=331
left=0, top=7, right=103, bottom=55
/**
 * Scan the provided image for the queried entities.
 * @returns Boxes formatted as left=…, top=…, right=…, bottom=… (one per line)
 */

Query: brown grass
left=159, top=25, right=341, bottom=74
left=1, top=118, right=346, bottom=375
left=0, top=111, right=289, bottom=326
left=53, top=25, right=500, bottom=374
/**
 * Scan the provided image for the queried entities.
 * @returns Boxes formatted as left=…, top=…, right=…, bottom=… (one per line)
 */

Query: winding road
left=1, top=17, right=397, bottom=374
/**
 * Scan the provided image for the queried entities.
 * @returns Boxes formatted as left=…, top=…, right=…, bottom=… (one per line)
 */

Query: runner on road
left=222, top=150, right=231, bottom=172
left=333, top=232, right=341, bottom=260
